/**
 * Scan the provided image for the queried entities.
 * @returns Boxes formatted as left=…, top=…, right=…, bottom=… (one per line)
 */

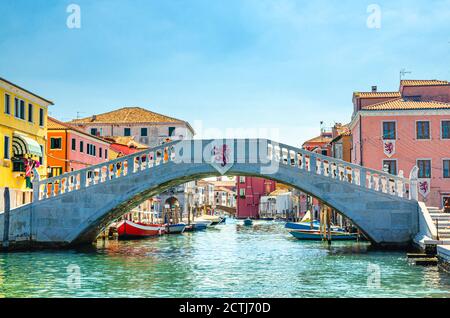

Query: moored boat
left=117, top=220, right=164, bottom=239
left=289, top=229, right=358, bottom=241
left=285, top=221, right=345, bottom=232
left=166, top=223, right=186, bottom=234
left=192, top=222, right=209, bottom=231
left=197, top=215, right=222, bottom=226
left=243, top=218, right=253, bottom=226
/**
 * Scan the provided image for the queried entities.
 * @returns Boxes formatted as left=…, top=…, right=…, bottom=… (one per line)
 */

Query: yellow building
left=0, top=77, right=53, bottom=210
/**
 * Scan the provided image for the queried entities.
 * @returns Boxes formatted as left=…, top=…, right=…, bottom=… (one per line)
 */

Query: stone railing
left=32, top=139, right=416, bottom=203
left=266, top=140, right=414, bottom=201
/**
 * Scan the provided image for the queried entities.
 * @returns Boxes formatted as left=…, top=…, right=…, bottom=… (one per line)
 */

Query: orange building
left=47, top=117, right=111, bottom=177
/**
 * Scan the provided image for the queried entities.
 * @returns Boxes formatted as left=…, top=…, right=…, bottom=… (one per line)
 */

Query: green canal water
left=0, top=220, right=450, bottom=298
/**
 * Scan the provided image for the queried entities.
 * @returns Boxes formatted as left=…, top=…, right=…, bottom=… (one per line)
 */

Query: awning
left=13, top=133, right=43, bottom=157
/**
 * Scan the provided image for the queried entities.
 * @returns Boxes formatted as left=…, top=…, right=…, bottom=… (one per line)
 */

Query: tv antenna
left=76, top=111, right=86, bottom=119
left=400, top=68, right=412, bottom=81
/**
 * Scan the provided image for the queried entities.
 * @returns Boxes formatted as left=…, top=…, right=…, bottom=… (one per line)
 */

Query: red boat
left=117, top=220, right=165, bottom=239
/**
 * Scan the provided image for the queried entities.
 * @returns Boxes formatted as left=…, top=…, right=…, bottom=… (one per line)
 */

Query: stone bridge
left=0, top=139, right=420, bottom=249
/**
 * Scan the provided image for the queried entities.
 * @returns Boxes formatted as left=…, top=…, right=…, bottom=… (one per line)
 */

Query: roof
left=101, top=136, right=148, bottom=149
left=303, top=134, right=332, bottom=144
left=0, top=77, right=54, bottom=105
left=70, top=106, right=185, bottom=125
left=353, top=91, right=401, bottom=99
left=269, top=189, right=290, bottom=196
left=400, top=80, right=449, bottom=87
left=361, top=98, right=450, bottom=111
left=47, top=117, right=111, bottom=144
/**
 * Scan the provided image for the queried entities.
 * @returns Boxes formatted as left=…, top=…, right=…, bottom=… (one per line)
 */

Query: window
left=39, top=108, right=44, bottom=126
left=14, top=98, right=18, bottom=117
left=444, top=160, right=450, bottom=178
left=86, top=144, right=91, bottom=155
left=4, top=136, right=10, bottom=159
left=48, top=167, right=63, bottom=178
left=239, top=188, right=245, bottom=198
left=383, top=160, right=397, bottom=175
left=417, top=160, right=431, bottom=178
left=168, top=127, right=176, bottom=136
left=50, top=138, right=62, bottom=149
left=28, top=103, right=33, bottom=122
left=104, top=149, right=108, bottom=159
left=90, top=128, right=98, bottom=136
left=321, top=149, right=327, bottom=156
left=416, top=121, right=430, bottom=140
left=39, top=145, right=43, bottom=165
left=382, top=122, right=396, bottom=140
left=99, top=147, right=103, bottom=158
left=14, top=98, right=25, bottom=119
left=12, top=159, right=25, bottom=172
left=124, top=128, right=131, bottom=136
left=141, top=128, right=148, bottom=137
left=404, top=95, right=421, bottom=101
left=239, top=176, right=245, bottom=183
left=71, top=138, right=76, bottom=151
left=79, top=141, right=84, bottom=153
left=442, top=121, right=450, bottom=139
left=19, top=100, right=25, bottom=119
left=4, top=94, right=10, bottom=114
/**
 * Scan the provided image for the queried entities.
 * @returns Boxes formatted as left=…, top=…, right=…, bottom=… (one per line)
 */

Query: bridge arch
left=0, top=139, right=419, bottom=249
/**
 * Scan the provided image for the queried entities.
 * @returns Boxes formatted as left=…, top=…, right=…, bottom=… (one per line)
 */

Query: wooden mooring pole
left=2, top=187, right=10, bottom=249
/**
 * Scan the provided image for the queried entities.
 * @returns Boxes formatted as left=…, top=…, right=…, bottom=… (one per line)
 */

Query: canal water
left=0, top=219, right=450, bottom=298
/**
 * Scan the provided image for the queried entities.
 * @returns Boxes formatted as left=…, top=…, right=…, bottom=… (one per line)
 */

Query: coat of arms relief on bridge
left=208, top=140, right=235, bottom=175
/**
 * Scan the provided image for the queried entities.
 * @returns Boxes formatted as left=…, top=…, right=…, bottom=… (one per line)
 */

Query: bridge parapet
left=32, top=139, right=416, bottom=204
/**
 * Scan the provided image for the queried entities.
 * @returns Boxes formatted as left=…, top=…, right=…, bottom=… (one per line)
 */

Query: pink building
left=47, top=117, right=111, bottom=176
left=236, top=176, right=276, bottom=219
left=350, top=80, right=450, bottom=208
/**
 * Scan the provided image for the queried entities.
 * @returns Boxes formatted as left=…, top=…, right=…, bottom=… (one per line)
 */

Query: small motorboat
left=192, top=222, right=208, bottom=231
left=289, top=229, right=358, bottom=241
left=285, top=221, right=345, bottom=232
left=166, top=223, right=186, bottom=234
left=194, top=219, right=213, bottom=227
left=117, top=220, right=164, bottom=239
left=197, top=215, right=222, bottom=226
left=243, top=218, right=253, bottom=226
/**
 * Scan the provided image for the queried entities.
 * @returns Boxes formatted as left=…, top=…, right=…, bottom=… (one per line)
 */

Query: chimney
left=91, top=115, right=97, bottom=122
left=371, top=86, right=377, bottom=93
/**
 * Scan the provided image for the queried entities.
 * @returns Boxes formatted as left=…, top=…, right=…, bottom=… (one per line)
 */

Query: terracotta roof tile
left=400, top=80, right=449, bottom=87
left=69, top=107, right=186, bottom=125
left=362, top=98, right=450, bottom=111
left=48, top=117, right=111, bottom=144
left=353, top=92, right=401, bottom=98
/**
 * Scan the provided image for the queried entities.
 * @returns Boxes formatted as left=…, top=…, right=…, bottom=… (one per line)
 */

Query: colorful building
left=69, top=106, right=196, bottom=217
left=330, top=123, right=351, bottom=162
left=69, top=106, right=195, bottom=147
left=302, top=129, right=332, bottom=156
left=0, top=77, right=53, bottom=210
left=236, top=176, right=276, bottom=219
left=350, top=79, right=450, bottom=208
left=47, top=117, right=111, bottom=177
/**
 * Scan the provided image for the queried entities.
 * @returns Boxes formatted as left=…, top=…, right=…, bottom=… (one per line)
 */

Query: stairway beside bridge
left=427, top=207, right=450, bottom=240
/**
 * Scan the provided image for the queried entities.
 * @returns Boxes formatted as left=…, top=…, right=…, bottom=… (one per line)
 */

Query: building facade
left=236, top=176, right=276, bottom=219
left=350, top=79, right=450, bottom=208
left=0, top=77, right=53, bottom=210
left=47, top=117, right=111, bottom=177
left=69, top=106, right=196, bottom=216
left=69, top=106, right=194, bottom=147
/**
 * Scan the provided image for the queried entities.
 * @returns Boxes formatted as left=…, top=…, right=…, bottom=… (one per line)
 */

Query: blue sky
left=1, top=0, right=449, bottom=146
